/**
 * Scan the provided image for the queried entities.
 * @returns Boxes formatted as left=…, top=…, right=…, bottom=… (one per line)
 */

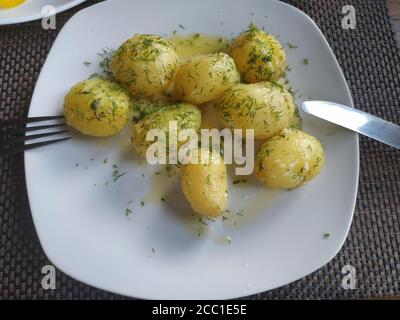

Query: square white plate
left=26, top=0, right=359, bottom=299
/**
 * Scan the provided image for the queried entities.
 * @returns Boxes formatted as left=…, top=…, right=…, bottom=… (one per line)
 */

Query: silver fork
left=0, top=116, right=71, bottom=156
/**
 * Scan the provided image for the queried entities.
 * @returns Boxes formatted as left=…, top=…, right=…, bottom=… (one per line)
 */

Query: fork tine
left=0, top=137, right=71, bottom=157
left=9, top=130, right=70, bottom=144
left=1, top=123, right=67, bottom=136
left=0, top=116, right=65, bottom=125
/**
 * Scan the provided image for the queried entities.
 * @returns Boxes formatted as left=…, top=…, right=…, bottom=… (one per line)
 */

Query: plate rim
left=24, top=0, right=360, bottom=299
left=0, top=0, right=87, bottom=25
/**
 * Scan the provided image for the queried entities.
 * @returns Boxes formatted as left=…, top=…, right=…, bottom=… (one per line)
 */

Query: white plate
left=26, top=0, right=359, bottom=299
left=0, top=0, right=86, bottom=25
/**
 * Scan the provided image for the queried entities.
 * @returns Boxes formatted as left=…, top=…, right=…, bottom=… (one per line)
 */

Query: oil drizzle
left=168, top=34, right=230, bottom=59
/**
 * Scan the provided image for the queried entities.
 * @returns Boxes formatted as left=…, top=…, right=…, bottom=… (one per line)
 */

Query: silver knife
left=301, top=101, right=400, bottom=150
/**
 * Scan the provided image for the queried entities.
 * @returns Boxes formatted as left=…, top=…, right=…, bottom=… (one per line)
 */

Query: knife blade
left=301, top=101, right=400, bottom=150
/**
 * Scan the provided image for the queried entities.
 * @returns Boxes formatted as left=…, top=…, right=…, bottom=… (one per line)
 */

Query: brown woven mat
left=0, top=0, right=399, bottom=299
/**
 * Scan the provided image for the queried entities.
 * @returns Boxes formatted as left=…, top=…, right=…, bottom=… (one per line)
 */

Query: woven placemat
left=0, top=0, right=399, bottom=300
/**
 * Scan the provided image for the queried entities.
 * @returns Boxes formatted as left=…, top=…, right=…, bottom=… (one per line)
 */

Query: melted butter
left=141, top=166, right=180, bottom=205
left=223, top=179, right=280, bottom=229
left=214, top=235, right=232, bottom=245
left=96, top=139, right=112, bottom=148
left=168, top=34, right=230, bottom=59
left=117, top=136, right=132, bottom=151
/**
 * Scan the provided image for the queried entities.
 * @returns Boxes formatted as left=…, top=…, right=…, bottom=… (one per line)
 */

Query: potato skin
left=181, top=149, right=228, bottom=217
left=132, top=103, right=201, bottom=158
left=64, top=78, right=132, bottom=137
left=229, top=24, right=286, bottom=83
left=110, top=34, right=179, bottom=98
left=217, top=82, right=295, bottom=139
left=254, top=129, right=325, bottom=190
left=173, top=52, right=240, bottom=105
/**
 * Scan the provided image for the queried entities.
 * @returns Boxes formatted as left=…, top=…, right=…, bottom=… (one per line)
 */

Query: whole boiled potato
left=132, top=103, right=201, bottom=159
left=217, top=82, right=295, bottom=139
left=110, top=34, right=179, bottom=98
left=173, top=52, right=240, bottom=105
left=64, top=78, right=132, bottom=137
left=254, top=129, right=325, bottom=189
left=229, top=24, right=286, bottom=83
left=181, top=148, right=228, bottom=217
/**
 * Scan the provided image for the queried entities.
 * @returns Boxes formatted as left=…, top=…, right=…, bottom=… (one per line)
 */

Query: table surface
left=390, top=0, right=400, bottom=44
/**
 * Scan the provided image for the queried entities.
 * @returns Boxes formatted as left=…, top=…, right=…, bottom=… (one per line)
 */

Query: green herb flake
left=112, top=168, right=126, bottom=182
left=125, top=208, right=133, bottom=217
left=83, top=61, right=92, bottom=67
left=286, top=42, right=298, bottom=49
left=302, top=58, right=310, bottom=65
left=323, top=233, right=331, bottom=239
left=141, top=201, right=145, bottom=207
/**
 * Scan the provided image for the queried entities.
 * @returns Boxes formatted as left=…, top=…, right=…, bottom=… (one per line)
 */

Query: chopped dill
left=125, top=208, right=133, bottom=217
left=286, top=42, right=298, bottom=49
left=112, top=169, right=126, bottom=182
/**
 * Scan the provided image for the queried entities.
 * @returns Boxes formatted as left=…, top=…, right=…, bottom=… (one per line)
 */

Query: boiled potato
left=110, top=34, right=179, bottom=98
left=131, top=94, right=172, bottom=122
left=132, top=103, right=201, bottom=158
left=217, top=82, right=295, bottom=139
left=64, top=78, right=132, bottom=137
left=173, top=52, right=240, bottom=105
left=181, top=148, right=228, bottom=217
left=255, top=129, right=325, bottom=189
left=229, top=24, right=286, bottom=83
